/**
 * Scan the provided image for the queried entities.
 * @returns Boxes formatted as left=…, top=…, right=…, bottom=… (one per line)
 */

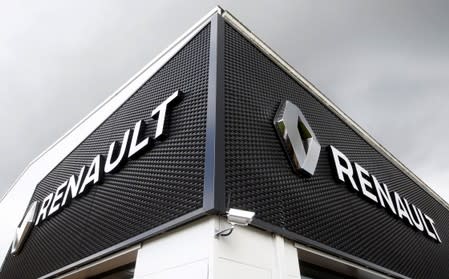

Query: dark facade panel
left=223, top=22, right=449, bottom=279
left=1, top=24, right=211, bottom=279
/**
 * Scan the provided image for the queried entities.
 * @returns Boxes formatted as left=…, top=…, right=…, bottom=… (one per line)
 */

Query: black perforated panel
left=223, top=23, right=449, bottom=279
left=1, top=24, right=210, bottom=279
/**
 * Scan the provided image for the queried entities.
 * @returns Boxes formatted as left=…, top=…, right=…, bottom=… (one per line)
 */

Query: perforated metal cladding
left=1, top=25, right=210, bottom=279
left=224, top=23, right=449, bottom=279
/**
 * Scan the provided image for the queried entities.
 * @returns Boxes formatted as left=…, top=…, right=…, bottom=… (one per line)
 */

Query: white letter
left=35, top=193, right=54, bottom=225
left=105, top=129, right=131, bottom=173
left=404, top=200, right=424, bottom=232
left=61, top=166, right=86, bottom=207
left=79, top=155, right=104, bottom=194
left=128, top=120, right=151, bottom=159
left=394, top=192, right=413, bottom=226
left=354, top=163, right=377, bottom=203
left=151, top=90, right=182, bottom=139
left=420, top=211, right=442, bottom=242
left=329, top=145, right=359, bottom=191
left=48, top=181, right=67, bottom=216
left=372, top=176, right=396, bottom=215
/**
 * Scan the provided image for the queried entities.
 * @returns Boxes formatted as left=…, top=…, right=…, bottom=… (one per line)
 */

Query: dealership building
left=1, top=7, right=448, bottom=279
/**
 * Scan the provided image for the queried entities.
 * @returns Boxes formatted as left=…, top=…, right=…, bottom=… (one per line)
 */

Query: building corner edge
left=203, top=12, right=226, bottom=214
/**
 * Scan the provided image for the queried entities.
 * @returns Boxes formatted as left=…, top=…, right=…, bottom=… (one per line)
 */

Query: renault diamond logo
left=274, top=100, right=321, bottom=176
left=11, top=201, right=39, bottom=255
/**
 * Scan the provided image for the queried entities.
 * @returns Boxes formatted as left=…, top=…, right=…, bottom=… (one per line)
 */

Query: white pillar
left=133, top=216, right=300, bottom=279
left=133, top=217, right=215, bottom=279
left=212, top=217, right=300, bottom=279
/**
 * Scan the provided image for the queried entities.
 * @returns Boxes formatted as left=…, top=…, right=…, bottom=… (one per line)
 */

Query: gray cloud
left=0, top=0, right=448, bottom=204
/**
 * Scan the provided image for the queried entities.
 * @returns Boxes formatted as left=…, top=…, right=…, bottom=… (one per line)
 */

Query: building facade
left=1, top=7, right=448, bottom=279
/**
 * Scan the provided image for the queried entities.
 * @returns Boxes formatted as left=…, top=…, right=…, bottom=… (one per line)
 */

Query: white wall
left=133, top=216, right=300, bottom=279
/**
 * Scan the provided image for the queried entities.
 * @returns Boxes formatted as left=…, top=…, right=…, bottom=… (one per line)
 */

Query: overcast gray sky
left=1, top=0, right=448, bottom=204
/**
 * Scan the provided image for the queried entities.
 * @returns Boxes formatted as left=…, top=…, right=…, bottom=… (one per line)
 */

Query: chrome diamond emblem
left=274, top=100, right=321, bottom=176
left=11, top=201, right=39, bottom=255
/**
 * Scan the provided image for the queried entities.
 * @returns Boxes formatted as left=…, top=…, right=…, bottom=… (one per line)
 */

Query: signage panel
left=0, top=23, right=211, bottom=279
left=223, top=21, right=449, bottom=278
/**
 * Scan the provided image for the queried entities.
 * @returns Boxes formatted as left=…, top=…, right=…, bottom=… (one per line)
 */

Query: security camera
left=215, top=208, right=256, bottom=238
left=226, top=208, right=255, bottom=226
